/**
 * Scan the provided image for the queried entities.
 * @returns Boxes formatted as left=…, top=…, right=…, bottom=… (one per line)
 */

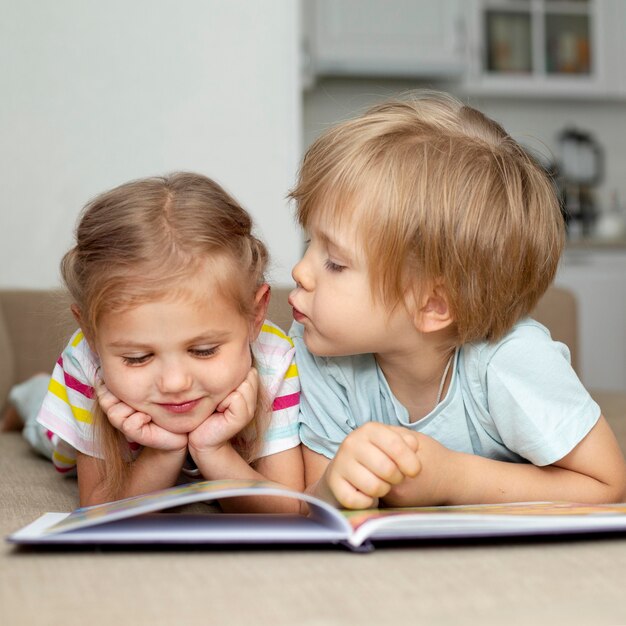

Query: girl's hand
left=325, top=422, right=422, bottom=509
left=188, top=367, right=259, bottom=454
left=95, top=378, right=187, bottom=451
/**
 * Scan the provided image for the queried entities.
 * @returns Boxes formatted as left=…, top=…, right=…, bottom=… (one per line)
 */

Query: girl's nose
left=158, top=361, right=192, bottom=394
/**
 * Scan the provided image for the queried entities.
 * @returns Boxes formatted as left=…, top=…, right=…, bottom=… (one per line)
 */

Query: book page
left=343, top=502, right=626, bottom=547
left=7, top=479, right=353, bottom=545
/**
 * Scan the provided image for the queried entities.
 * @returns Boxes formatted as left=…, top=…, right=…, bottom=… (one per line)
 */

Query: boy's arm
left=384, top=415, right=626, bottom=507
left=302, top=424, right=421, bottom=508
left=302, top=446, right=338, bottom=505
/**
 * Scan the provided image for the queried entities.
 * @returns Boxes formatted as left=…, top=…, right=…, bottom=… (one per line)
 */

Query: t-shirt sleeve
left=290, top=322, right=356, bottom=459
left=482, top=321, right=601, bottom=466
left=35, top=329, right=101, bottom=470
left=254, top=322, right=301, bottom=458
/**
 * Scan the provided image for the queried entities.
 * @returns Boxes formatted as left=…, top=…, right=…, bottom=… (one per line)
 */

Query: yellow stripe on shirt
left=48, top=378, right=93, bottom=424
left=52, top=449, right=76, bottom=465
left=261, top=323, right=294, bottom=346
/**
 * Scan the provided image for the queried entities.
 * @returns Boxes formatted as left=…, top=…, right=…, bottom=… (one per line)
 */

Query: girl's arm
left=75, top=445, right=187, bottom=506
left=191, top=444, right=305, bottom=513
left=188, top=369, right=305, bottom=512
left=384, top=415, right=626, bottom=507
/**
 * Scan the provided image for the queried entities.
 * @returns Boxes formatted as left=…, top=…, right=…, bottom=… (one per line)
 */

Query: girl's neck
left=375, top=340, right=455, bottom=423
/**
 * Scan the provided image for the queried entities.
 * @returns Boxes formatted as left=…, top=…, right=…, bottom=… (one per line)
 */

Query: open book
left=8, top=478, right=626, bottom=552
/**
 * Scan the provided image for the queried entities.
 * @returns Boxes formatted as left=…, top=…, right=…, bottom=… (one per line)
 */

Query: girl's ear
left=410, top=284, right=454, bottom=334
left=70, top=304, right=96, bottom=351
left=250, top=283, right=271, bottom=340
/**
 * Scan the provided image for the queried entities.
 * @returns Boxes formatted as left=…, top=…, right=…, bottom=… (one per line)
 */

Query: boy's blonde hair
left=289, top=91, right=564, bottom=344
left=62, top=172, right=269, bottom=497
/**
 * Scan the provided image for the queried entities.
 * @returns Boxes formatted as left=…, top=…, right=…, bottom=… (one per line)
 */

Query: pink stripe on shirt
left=272, top=392, right=300, bottom=411
left=58, top=356, right=94, bottom=399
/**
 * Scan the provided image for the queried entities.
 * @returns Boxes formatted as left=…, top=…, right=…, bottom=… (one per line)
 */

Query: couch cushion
left=0, top=301, right=16, bottom=409
left=0, top=290, right=76, bottom=384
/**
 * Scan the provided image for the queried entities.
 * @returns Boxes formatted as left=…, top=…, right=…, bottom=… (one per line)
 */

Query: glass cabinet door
left=545, top=6, right=591, bottom=75
left=482, top=0, right=592, bottom=78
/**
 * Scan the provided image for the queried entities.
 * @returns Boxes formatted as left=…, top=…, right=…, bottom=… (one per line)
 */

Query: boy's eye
left=324, top=259, right=345, bottom=273
left=122, top=354, right=151, bottom=366
left=190, top=347, right=218, bottom=358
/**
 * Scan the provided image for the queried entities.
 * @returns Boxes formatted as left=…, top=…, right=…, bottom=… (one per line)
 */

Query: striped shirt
left=36, top=320, right=300, bottom=474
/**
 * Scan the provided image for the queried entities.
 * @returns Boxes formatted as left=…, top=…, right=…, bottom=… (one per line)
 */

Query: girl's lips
left=158, top=398, right=202, bottom=414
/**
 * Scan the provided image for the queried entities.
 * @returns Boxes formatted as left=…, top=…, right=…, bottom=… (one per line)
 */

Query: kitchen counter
left=566, top=236, right=626, bottom=251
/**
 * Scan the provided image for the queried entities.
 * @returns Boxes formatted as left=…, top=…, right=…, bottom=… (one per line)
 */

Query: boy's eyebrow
left=317, top=229, right=352, bottom=258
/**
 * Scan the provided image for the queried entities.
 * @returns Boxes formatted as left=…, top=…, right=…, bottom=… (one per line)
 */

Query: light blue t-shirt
left=291, top=318, right=600, bottom=466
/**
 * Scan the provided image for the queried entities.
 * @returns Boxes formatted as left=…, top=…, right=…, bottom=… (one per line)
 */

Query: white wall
left=0, top=0, right=302, bottom=288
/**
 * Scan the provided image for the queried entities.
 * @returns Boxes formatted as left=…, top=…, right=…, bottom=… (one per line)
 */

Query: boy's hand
left=188, top=367, right=259, bottom=454
left=95, top=378, right=187, bottom=451
left=325, top=422, right=421, bottom=509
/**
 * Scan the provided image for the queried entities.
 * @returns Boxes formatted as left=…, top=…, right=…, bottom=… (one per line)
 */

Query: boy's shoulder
left=461, top=317, right=570, bottom=370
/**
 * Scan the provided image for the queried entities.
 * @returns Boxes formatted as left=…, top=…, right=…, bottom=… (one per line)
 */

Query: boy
left=288, top=91, right=626, bottom=509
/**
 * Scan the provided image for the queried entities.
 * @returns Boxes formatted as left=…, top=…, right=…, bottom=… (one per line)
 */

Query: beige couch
left=2, top=287, right=626, bottom=626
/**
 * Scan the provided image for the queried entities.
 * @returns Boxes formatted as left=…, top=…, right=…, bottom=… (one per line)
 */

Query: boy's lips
left=292, top=307, right=307, bottom=323
left=157, top=398, right=202, bottom=414
left=289, top=299, right=308, bottom=323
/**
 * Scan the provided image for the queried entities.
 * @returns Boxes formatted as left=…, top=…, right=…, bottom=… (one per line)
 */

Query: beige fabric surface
left=3, top=413, right=626, bottom=626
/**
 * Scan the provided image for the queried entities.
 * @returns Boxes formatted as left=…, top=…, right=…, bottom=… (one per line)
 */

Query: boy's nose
left=292, top=255, right=314, bottom=291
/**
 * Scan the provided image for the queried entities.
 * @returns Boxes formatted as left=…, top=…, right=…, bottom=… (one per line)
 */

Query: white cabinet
left=604, top=0, right=626, bottom=98
left=304, top=0, right=467, bottom=79
left=303, top=0, right=625, bottom=98
left=463, top=0, right=621, bottom=98
left=555, top=248, right=626, bottom=392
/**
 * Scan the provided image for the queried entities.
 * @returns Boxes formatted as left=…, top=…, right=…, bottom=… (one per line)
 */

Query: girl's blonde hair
left=62, top=172, right=269, bottom=497
left=290, top=91, right=565, bottom=344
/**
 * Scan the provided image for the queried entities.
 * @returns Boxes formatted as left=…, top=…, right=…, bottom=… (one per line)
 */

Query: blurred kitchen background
left=1, top=0, right=626, bottom=390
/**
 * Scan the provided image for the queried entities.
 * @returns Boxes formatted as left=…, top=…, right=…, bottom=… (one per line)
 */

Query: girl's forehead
left=100, top=264, right=241, bottom=320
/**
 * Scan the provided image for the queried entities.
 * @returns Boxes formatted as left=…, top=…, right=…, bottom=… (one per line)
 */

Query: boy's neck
left=375, top=341, right=455, bottom=423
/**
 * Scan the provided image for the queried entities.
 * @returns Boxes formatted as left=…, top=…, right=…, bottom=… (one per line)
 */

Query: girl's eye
left=190, top=347, right=218, bottom=358
left=122, top=354, right=151, bottom=366
left=324, top=259, right=345, bottom=273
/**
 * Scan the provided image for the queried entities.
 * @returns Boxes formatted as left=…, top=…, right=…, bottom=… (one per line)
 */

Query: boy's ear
left=70, top=304, right=96, bottom=351
left=410, top=284, right=454, bottom=334
left=250, top=283, right=271, bottom=340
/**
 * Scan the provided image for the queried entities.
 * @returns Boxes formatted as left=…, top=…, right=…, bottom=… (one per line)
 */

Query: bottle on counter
left=595, top=191, right=626, bottom=241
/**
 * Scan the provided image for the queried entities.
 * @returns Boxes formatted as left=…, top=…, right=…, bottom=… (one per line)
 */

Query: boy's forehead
left=308, top=211, right=362, bottom=251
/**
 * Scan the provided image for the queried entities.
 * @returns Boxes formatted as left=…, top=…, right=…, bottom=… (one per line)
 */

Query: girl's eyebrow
left=106, top=331, right=231, bottom=349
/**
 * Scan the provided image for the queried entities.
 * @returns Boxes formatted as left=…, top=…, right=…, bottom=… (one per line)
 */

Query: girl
left=34, top=172, right=303, bottom=508
left=288, top=91, right=626, bottom=509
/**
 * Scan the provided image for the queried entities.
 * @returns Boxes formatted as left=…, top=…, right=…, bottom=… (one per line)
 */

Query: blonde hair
left=290, top=91, right=564, bottom=344
left=62, top=172, right=269, bottom=497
